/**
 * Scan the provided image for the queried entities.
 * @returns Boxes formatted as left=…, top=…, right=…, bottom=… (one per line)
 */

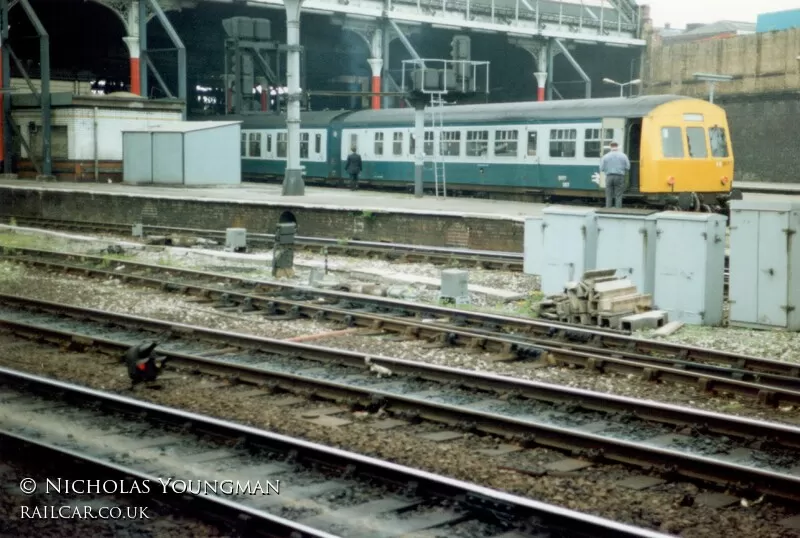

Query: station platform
left=736, top=181, right=800, bottom=194
left=0, top=180, right=543, bottom=252
left=0, top=180, right=797, bottom=253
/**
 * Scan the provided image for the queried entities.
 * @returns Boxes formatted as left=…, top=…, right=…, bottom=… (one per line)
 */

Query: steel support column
left=546, top=43, right=556, bottom=100
left=122, top=1, right=141, bottom=95
left=19, top=0, right=51, bottom=178
left=553, top=39, right=591, bottom=98
left=282, top=0, right=305, bottom=196
left=413, top=102, right=424, bottom=197
left=138, top=0, right=185, bottom=115
left=0, top=0, right=9, bottom=173
left=509, top=38, right=548, bottom=101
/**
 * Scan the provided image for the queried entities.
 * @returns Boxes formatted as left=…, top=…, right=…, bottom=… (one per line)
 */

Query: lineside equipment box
left=595, top=208, right=659, bottom=296
left=540, top=206, right=597, bottom=295
left=729, top=200, right=800, bottom=331
left=523, top=217, right=544, bottom=276
left=653, top=212, right=726, bottom=326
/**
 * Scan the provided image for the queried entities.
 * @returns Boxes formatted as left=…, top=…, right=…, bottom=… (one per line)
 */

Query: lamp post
left=602, top=77, right=641, bottom=97
left=692, top=73, right=733, bottom=104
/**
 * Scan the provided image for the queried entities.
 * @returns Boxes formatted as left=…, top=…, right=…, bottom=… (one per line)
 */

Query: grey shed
left=122, top=121, right=242, bottom=186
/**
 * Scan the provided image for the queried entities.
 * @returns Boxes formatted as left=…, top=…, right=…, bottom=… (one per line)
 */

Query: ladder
left=427, top=92, right=447, bottom=198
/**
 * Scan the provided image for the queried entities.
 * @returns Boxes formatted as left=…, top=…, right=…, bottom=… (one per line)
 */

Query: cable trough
left=0, top=247, right=796, bottom=404
left=0, top=215, right=523, bottom=271
left=0, top=367, right=671, bottom=538
left=3, top=294, right=800, bottom=502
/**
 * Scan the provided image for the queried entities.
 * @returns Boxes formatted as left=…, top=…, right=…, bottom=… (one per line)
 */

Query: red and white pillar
left=123, top=36, right=141, bottom=96
left=534, top=72, right=547, bottom=102
left=367, top=58, right=383, bottom=110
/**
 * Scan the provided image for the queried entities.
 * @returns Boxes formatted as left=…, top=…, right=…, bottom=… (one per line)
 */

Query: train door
left=600, top=117, right=631, bottom=188
left=522, top=127, right=541, bottom=187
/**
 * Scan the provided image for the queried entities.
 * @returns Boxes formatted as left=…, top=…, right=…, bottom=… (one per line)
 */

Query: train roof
left=340, top=95, right=696, bottom=126
left=224, top=110, right=350, bottom=128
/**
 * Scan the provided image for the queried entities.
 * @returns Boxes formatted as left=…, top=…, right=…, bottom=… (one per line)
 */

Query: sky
left=642, top=0, right=799, bottom=29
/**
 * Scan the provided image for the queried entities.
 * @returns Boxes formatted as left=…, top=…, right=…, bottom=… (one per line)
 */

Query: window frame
left=494, top=129, right=519, bottom=158
left=548, top=128, right=577, bottom=158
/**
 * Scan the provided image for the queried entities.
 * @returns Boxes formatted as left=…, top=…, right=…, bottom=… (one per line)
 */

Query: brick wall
left=0, top=188, right=524, bottom=252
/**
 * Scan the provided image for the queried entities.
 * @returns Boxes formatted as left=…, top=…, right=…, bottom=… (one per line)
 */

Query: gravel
left=1, top=255, right=800, bottom=428
left=1, top=333, right=799, bottom=538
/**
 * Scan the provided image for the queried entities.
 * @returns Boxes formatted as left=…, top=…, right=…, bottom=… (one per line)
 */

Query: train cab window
left=249, top=133, right=262, bottom=157
left=300, top=132, right=309, bottom=159
left=393, top=132, right=404, bottom=156
left=686, top=127, right=708, bottom=158
left=266, top=134, right=272, bottom=154
left=527, top=132, right=538, bottom=156
left=241, top=133, right=247, bottom=157
left=708, top=126, right=729, bottom=158
left=440, top=131, right=461, bottom=156
left=661, top=127, right=683, bottom=158
left=277, top=133, right=287, bottom=158
left=494, top=130, right=518, bottom=157
left=549, top=129, right=577, bottom=158
left=466, top=130, right=489, bottom=157
left=315, top=134, right=322, bottom=154
left=424, top=132, right=434, bottom=156
left=374, top=132, right=384, bottom=156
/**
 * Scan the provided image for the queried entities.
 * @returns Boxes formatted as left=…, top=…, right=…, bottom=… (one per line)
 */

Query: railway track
left=0, top=367, right=670, bottom=538
left=0, top=215, right=523, bottom=271
left=3, top=294, right=800, bottom=503
left=0, top=247, right=791, bottom=404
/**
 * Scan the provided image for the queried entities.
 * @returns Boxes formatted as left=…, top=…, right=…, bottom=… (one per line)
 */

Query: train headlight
left=721, top=176, right=729, bottom=185
left=667, top=176, right=675, bottom=186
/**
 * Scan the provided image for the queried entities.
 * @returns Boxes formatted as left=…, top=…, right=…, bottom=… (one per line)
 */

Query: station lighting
left=693, top=73, right=733, bottom=104
left=602, top=77, right=641, bottom=97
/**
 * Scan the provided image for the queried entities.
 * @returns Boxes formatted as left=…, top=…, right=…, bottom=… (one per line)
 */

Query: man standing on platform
left=600, top=141, right=630, bottom=208
left=345, top=146, right=362, bottom=190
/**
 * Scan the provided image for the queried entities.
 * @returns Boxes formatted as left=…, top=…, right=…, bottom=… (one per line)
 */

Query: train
left=215, top=94, right=740, bottom=211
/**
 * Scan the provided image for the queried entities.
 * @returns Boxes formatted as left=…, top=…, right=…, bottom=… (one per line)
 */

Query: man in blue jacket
left=600, top=141, right=630, bottom=208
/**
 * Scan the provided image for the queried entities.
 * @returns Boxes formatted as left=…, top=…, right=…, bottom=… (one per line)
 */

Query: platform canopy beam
left=139, top=0, right=186, bottom=117
left=554, top=38, right=591, bottom=99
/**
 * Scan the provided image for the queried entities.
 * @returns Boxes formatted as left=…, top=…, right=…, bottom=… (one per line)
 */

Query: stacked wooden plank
left=538, top=269, right=667, bottom=329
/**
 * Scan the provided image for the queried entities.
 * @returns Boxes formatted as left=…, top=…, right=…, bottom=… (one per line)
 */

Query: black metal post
left=1, top=0, right=11, bottom=173
left=19, top=0, right=50, bottom=178
left=139, top=0, right=148, bottom=97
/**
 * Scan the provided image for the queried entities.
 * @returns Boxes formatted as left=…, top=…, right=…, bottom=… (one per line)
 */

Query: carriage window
left=466, top=130, right=489, bottom=157
left=424, top=132, right=434, bottom=156
left=409, top=134, right=415, bottom=155
left=549, top=129, right=576, bottom=158
left=661, top=127, right=683, bottom=158
left=300, top=132, right=309, bottom=159
left=249, top=133, right=261, bottom=157
left=584, top=128, right=602, bottom=158
left=266, top=134, right=272, bottom=154
left=708, top=126, right=729, bottom=158
left=277, top=133, right=287, bottom=158
left=494, top=130, right=518, bottom=157
left=350, top=134, right=358, bottom=152
left=241, top=133, right=247, bottom=157
left=315, top=134, right=322, bottom=154
left=527, top=132, right=538, bottom=156
left=440, top=131, right=461, bottom=156
left=393, top=132, right=403, bottom=156
left=374, top=132, right=384, bottom=156
left=686, top=127, right=707, bottom=158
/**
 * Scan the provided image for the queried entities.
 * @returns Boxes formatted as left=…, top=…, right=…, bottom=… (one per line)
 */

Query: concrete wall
left=644, top=28, right=800, bottom=97
left=0, top=188, right=524, bottom=252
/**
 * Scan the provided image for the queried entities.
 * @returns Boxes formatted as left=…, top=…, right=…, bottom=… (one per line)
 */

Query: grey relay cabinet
left=653, top=212, right=727, bottom=326
left=540, top=206, right=598, bottom=295
left=728, top=200, right=800, bottom=331
left=123, top=121, right=242, bottom=186
left=523, top=217, right=544, bottom=276
left=595, top=209, right=659, bottom=296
